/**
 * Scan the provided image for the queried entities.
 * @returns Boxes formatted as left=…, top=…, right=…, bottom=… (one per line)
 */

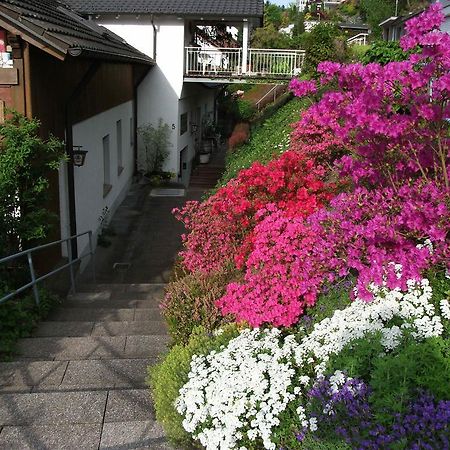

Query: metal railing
left=0, top=231, right=95, bottom=306
left=185, top=47, right=242, bottom=77
left=256, top=84, right=287, bottom=111
left=248, top=48, right=305, bottom=77
left=185, top=47, right=305, bottom=78
left=347, top=33, right=369, bottom=46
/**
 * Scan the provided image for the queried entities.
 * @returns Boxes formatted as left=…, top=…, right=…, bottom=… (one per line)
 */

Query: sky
left=271, top=0, right=295, bottom=6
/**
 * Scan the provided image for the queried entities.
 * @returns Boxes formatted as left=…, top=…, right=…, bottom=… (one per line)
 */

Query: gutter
left=64, top=62, right=101, bottom=258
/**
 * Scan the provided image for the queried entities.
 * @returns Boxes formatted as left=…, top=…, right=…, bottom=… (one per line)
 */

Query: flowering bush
left=176, top=275, right=450, bottom=449
left=174, top=149, right=335, bottom=274
left=291, top=3, right=450, bottom=190
left=161, top=266, right=238, bottom=344
left=218, top=182, right=449, bottom=327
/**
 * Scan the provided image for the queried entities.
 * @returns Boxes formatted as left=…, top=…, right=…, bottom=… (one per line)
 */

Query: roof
left=0, top=0, right=153, bottom=63
left=64, top=0, right=264, bottom=18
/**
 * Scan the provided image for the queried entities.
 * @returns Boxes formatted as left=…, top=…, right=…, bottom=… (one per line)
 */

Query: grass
left=218, top=97, right=308, bottom=187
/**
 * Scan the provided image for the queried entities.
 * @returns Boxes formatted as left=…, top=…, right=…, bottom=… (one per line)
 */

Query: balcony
left=184, top=47, right=306, bottom=82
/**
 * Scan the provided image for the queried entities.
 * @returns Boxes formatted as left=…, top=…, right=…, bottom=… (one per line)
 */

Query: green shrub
left=324, top=270, right=450, bottom=427
left=0, top=287, right=60, bottom=360
left=303, top=23, right=349, bottom=76
left=0, top=111, right=64, bottom=257
left=162, top=267, right=239, bottom=344
left=236, top=99, right=257, bottom=122
left=362, top=40, right=408, bottom=65
left=148, top=325, right=241, bottom=447
left=218, top=98, right=307, bottom=186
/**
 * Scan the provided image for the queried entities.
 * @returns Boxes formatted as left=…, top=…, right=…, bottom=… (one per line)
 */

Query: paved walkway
left=0, top=151, right=225, bottom=449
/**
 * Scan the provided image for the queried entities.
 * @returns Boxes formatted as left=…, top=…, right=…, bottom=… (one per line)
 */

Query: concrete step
left=48, top=307, right=161, bottom=322
left=64, top=297, right=162, bottom=310
left=34, top=320, right=167, bottom=337
left=75, top=283, right=166, bottom=294
left=1, top=358, right=157, bottom=392
left=16, top=335, right=169, bottom=360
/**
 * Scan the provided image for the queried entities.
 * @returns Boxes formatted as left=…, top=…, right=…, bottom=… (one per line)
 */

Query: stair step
left=48, top=307, right=161, bottom=322
left=75, top=283, right=166, bottom=293
left=34, top=320, right=167, bottom=337
left=64, top=298, right=161, bottom=309
left=16, top=335, right=169, bottom=360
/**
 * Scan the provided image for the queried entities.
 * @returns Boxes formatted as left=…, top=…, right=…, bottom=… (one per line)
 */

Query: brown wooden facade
left=0, top=31, right=150, bottom=270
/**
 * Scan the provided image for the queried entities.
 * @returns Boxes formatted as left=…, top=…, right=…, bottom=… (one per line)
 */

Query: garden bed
left=149, top=5, right=450, bottom=449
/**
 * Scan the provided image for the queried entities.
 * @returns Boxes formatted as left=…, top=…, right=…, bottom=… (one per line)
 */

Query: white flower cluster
left=297, top=278, right=442, bottom=376
left=176, top=278, right=446, bottom=450
left=176, top=328, right=299, bottom=450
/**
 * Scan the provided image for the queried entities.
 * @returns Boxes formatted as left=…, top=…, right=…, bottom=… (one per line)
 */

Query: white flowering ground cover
left=175, top=278, right=449, bottom=450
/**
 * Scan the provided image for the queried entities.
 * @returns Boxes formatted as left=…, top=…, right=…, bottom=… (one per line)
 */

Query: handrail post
left=27, top=252, right=40, bottom=306
left=88, top=231, right=96, bottom=283
left=67, top=238, right=76, bottom=294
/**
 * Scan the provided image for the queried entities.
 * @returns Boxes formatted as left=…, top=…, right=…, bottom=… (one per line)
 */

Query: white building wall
left=104, top=20, right=155, bottom=57
left=59, top=101, right=135, bottom=258
left=101, top=17, right=218, bottom=184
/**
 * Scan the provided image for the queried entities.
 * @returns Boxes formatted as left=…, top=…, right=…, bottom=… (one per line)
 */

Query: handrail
left=0, top=231, right=96, bottom=306
left=347, top=33, right=369, bottom=46
left=256, top=84, right=286, bottom=111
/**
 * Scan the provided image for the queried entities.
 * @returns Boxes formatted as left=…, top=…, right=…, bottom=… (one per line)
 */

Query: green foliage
left=264, top=2, right=284, bottom=29
left=236, top=99, right=257, bottom=122
left=349, top=44, right=371, bottom=62
left=137, top=118, right=172, bottom=175
left=359, top=0, right=405, bottom=38
left=303, top=23, right=349, bottom=75
left=300, top=435, right=351, bottom=449
left=251, top=25, right=294, bottom=50
left=362, top=40, right=408, bottom=65
left=148, top=325, right=241, bottom=447
left=162, top=267, right=239, bottom=345
left=0, top=111, right=64, bottom=257
left=325, top=272, right=450, bottom=426
left=0, top=287, right=60, bottom=360
left=218, top=98, right=307, bottom=186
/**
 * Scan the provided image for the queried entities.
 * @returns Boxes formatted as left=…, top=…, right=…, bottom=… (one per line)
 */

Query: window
left=103, top=135, right=111, bottom=197
left=180, top=112, right=188, bottom=135
left=116, top=120, right=123, bottom=175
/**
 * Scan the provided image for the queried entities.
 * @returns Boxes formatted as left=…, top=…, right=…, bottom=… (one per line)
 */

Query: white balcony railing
left=347, top=33, right=369, bottom=46
left=185, top=47, right=305, bottom=78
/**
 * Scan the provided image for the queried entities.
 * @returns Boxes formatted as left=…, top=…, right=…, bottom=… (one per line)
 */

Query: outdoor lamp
left=190, top=122, right=198, bottom=134
left=72, top=146, right=88, bottom=167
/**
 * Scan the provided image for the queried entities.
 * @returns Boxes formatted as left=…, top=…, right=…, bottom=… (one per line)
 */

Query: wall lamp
left=72, top=146, right=88, bottom=167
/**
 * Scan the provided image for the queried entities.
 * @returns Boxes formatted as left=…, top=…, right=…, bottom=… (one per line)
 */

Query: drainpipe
left=65, top=61, right=101, bottom=258
left=151, top=15, right=157, bottom=61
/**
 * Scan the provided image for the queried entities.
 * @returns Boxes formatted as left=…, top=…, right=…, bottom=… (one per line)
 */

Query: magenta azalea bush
left=175, top=4, right=449, bottom=328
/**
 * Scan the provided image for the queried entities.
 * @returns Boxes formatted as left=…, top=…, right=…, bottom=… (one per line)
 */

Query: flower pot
left=199, top=153, right=211, bottom=164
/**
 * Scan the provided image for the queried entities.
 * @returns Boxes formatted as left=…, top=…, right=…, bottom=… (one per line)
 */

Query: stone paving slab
left=134, top=308, right=166, bottom=321
left=125, top=336, right=170, bottom=358
left=105, top=389, right=154, bottom=422
left=34, top=321, right=95, bottom=337
left=0, top=423, right=102, bottom=449
left=17, top=336, right=126, bottom=360
left=0, top=361, right=68, bottom=389
left=99, top=420, right=173, bottom=449
left=64, top=298, right=159, bottom=309
left=92, top=321, right=168, bottom=337
left=110, top=290, right=165, bottom=301
left=49, top=307, right=136, bottom=322
left=67, top=291, right=111, bottom=301
left=61, top=359, right=152, bottom=388
left=0, top=391, right=107, bottom=426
